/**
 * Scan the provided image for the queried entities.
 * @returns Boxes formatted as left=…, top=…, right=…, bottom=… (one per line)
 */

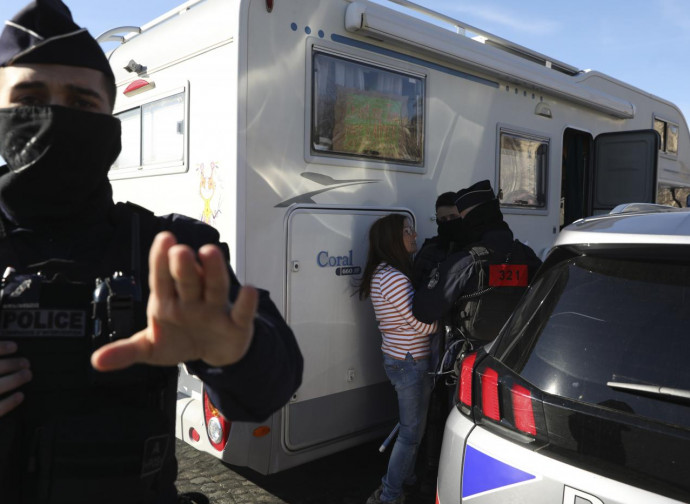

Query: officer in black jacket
left=411, top=192, right=463, bottom=290
left=413, top=180, right=541, bottom=340
left=0, top=1, right=303, bottom=502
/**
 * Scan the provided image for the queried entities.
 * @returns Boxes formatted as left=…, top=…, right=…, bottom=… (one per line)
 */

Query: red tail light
left=480, top=367, right=500, bottom=421
left=458, top=352, right=478, bottom=407
left=457, top=354, right=543, bottom=443
left=203, top=389, right=231, bottom=451
left=511, top=384, right=537, bottom=435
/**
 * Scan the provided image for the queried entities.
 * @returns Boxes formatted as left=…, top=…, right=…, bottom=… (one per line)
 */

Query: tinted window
left=496, top=255, right=690, bottom=427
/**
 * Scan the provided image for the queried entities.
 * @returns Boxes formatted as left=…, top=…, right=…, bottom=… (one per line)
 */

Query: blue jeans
left=380, top=353, right=433, bottom=502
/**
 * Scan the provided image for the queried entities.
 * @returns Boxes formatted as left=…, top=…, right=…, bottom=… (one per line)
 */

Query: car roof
left=555, top=205, right=690, bottom=247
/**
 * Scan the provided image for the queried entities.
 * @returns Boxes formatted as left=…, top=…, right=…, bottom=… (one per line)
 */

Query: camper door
left=590, top=129, right=660, bottom=215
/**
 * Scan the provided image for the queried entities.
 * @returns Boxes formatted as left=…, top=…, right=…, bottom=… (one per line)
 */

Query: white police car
left=436, top=204, right=690, bottom=504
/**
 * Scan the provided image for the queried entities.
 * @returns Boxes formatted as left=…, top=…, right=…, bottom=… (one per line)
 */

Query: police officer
left=413, top=180, right=542, bottom=339
left=407, top=191, right=466, bottom=496
left=411, top=192, right=464, bottom=290
left=0, top=1, right=303, bottom=502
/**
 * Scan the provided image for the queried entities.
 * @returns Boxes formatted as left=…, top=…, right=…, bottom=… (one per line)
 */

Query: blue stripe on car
left=462, top=445, right=536, bottom=497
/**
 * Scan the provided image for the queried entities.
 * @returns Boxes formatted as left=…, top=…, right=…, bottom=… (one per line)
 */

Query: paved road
left=175, top=438, right=438, bottom=504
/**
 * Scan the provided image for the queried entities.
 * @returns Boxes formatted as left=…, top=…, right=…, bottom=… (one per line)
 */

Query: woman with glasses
left=358, top=213, right=438, bottom=504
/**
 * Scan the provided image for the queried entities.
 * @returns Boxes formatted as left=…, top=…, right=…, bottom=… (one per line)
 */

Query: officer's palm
left=91, top=232, right=258, bottom=371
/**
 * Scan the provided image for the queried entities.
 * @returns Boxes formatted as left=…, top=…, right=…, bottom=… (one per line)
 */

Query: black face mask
left=437, top=217, right=467, bottom=248
left=0, top=105, right=121, bottom=228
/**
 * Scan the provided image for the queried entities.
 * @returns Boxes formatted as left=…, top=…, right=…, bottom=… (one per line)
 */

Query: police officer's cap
left=0, top=0, right=114, bottom=81
left=455, top=180, right=497, bottom=213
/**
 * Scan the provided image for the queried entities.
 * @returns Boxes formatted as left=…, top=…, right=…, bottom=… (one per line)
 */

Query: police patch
left=427, top=268, right=440, bottom=289
left=8, top=278, right=32, bottom=298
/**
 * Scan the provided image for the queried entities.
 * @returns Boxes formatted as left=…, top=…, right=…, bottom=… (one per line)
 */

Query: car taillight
left=480, top=367, right=500, bottom=421
left=203, top=389, right=231, bottom=451
left=511, top=384, right=537, bottom=435
left=458, top=352, right=478, bottom=408
left=460, top=355, right=545, bottom=445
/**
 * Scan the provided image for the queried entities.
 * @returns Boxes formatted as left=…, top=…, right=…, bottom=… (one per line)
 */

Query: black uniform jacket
left=0, top=202, right=303, bottom=503
left=412, top=227, right=532, bottom=324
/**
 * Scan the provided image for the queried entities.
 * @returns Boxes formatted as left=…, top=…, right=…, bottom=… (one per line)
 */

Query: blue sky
left=1, top=0, right=689, bottom=123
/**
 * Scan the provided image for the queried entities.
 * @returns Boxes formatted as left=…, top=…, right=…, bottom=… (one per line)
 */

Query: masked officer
left=0, top=1, right=303, bottom=502
left=413, top=180, right=542, bottom=341
left=411, top=191, right=464, bottom=289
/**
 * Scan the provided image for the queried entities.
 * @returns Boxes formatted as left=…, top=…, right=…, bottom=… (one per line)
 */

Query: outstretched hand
left=91, top=231, right=258, bottom=371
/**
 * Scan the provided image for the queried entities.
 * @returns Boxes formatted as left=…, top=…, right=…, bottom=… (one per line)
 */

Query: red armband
left=489, top=264, right=528, bottom=287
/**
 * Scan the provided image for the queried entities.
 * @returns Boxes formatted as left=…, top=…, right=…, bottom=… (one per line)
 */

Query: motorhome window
left=112, top=108, right=141, bottom=170
left=112, top=91, right=185, bottom=171
left=667, top=123, right=679, bottom=154
left=498, top=131, right=548, bottom=208
left=657, top=184, right=690, bottom=208
left=311, top=52, right=424, bottom=165
left=142, top=93, right=185, bottom=165
left=654, top=119, right=667, bottom=152
left=654, top=118, right=679, bottom=155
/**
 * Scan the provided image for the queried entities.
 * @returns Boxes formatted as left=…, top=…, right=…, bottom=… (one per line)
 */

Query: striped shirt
left=370, top=263, right=438, bottom=360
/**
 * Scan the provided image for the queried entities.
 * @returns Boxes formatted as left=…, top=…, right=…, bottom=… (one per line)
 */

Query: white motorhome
left=100, top=0, right=690, bottom=474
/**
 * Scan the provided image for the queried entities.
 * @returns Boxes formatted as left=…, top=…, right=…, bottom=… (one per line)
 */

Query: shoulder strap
left=101, top=203, right=158, bottom=277
left=458, top=245, right=493, bottom=301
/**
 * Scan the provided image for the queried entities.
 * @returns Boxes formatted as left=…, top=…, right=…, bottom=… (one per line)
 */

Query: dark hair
left=435, top=191, right=457, bottom=210
left=357, top=213, right=412, bottom=299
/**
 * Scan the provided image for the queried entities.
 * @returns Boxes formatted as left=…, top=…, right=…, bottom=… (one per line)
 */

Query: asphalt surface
left=175, top=438, right=438, bottom=504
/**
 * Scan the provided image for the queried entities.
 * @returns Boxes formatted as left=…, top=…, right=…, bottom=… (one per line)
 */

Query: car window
left=495, top=255, right=690, bottom=427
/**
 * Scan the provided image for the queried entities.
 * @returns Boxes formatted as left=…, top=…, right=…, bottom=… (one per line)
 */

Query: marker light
left=123, top=79, right=155, bottom=97
left=189, top=427, right=200, bottom=442
left=253, top=426, right=271, bottom=437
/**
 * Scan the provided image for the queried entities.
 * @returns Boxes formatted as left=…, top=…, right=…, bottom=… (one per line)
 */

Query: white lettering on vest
left=0, top=309, right=86, bottom=337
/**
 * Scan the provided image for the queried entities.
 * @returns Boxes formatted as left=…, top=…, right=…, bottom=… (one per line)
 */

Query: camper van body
left=104, top=0, right=690, bottom=474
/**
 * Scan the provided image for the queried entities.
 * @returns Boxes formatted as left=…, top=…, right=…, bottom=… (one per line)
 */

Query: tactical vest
left=453, top=239, right=539, bottom=342
left=0, top=207, right=174, bottom=504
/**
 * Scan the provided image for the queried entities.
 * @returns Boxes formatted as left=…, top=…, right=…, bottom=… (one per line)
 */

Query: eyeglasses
left=403, top=226, right=416, bottom=236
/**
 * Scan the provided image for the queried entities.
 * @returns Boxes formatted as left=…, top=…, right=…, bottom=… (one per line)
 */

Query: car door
left=589, top=129, right=660, bottom=215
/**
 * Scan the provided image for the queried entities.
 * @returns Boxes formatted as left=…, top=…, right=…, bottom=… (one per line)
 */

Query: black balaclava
left=460, top=199, right=510, bottom=244
left=454, top=180, right=510, bottom=246
left=0, top=0, right=120, bottom=230
left=0, top=106, right=121, bottom=227
left=437, top=218, right=465, bottom=247
left=435, top=191, right=464, bottom=247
